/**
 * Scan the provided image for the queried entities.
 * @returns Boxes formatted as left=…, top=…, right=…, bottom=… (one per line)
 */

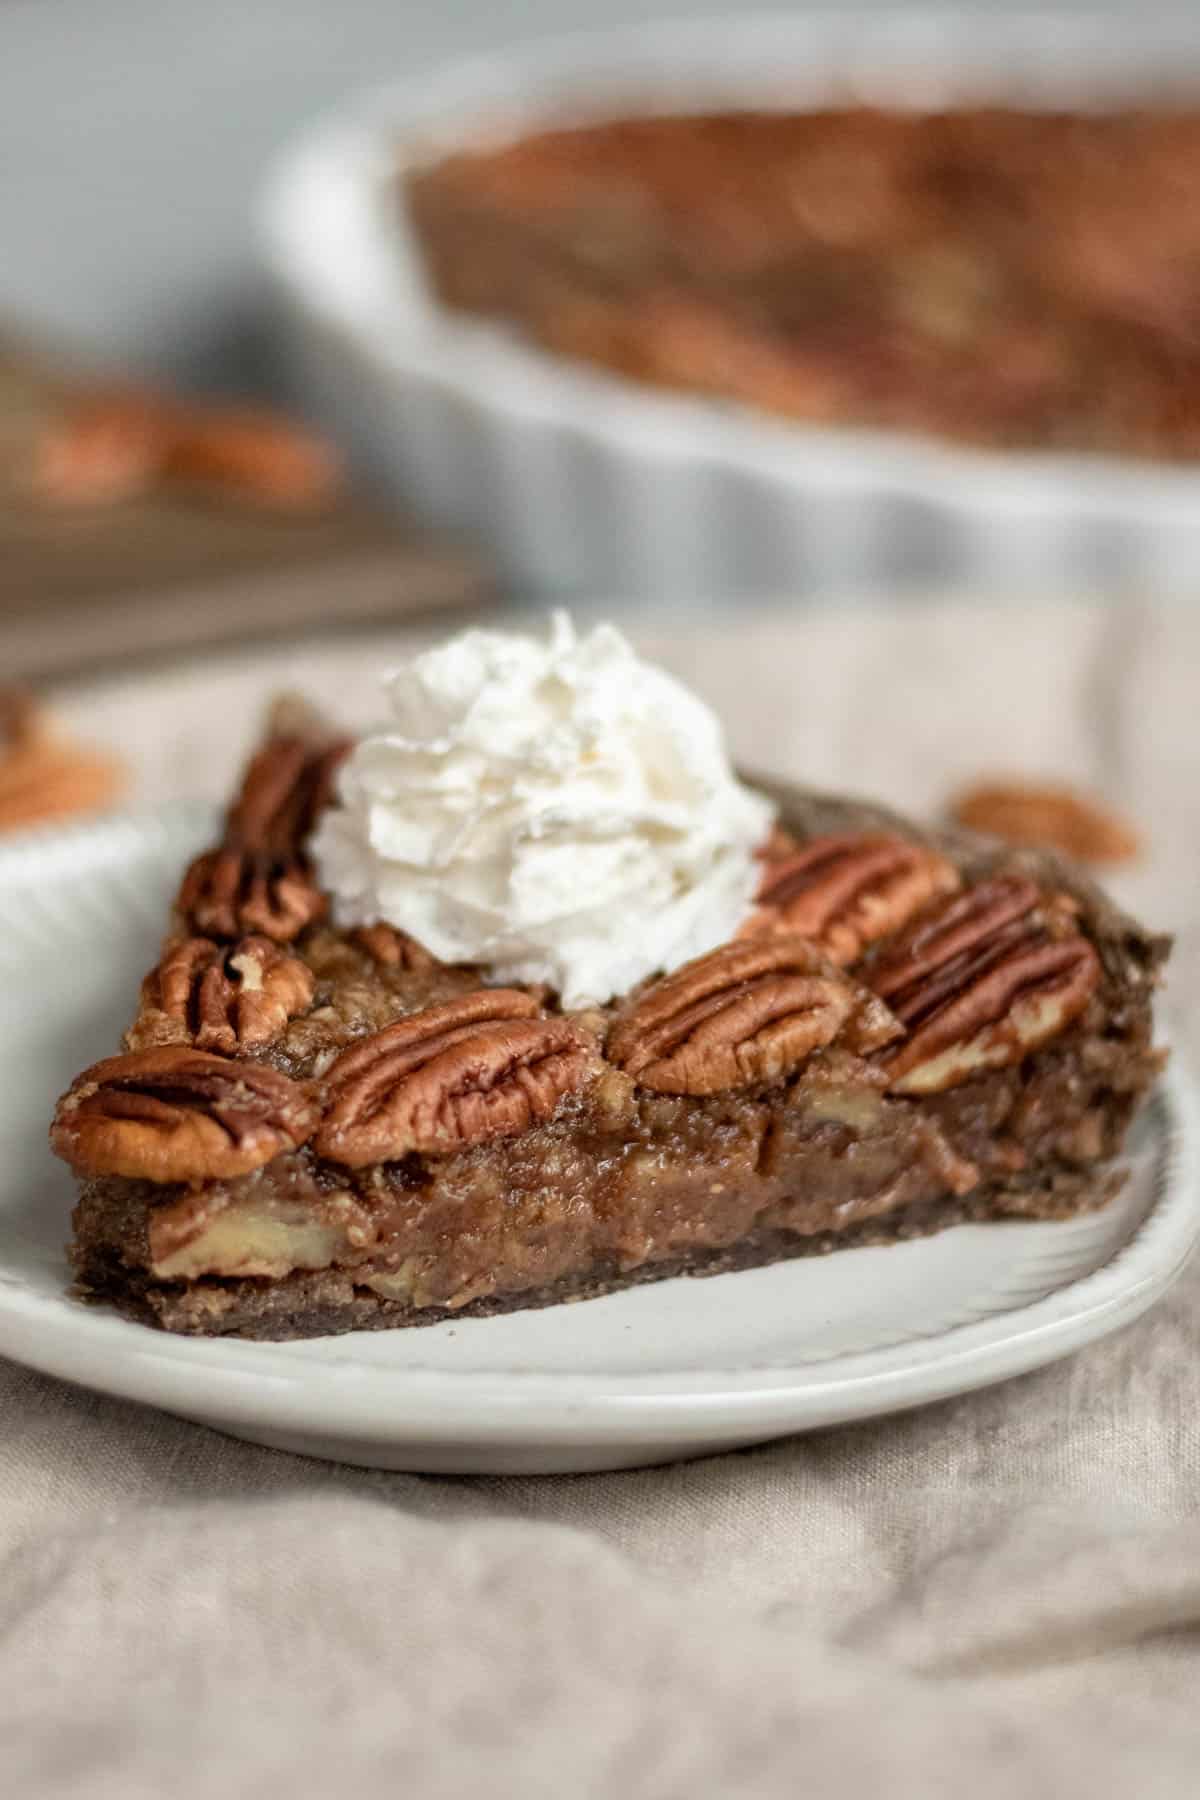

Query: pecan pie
left=55, top=726, right=1168, bottom=1338
left=406, top=106, right=1200, bottom=459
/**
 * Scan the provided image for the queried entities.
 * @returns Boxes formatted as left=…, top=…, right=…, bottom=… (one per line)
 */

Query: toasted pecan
left=31, top=390, right=170, bottom=506
left=884, top=936, right=1101, bottom=1095
left=178, top=730, right=349, bottom=941
left=0, top=687, right=123, bottom=833
left=867, top=877, right=1102, bottom=1094
left=163, top=407, right=343, bottom=511
left=50, top=1047, right=317, bottom=1182
left=128, top=935, right=314, bottom=1054
left=949, top=779, right=1141, bottom=864
left=178, top=845, right=327, bottom=944
left=0, top=742, right=124, bottom=832
left=315, top=990, right=592, bottom=1164
left=225, top=734, right=350, bottom=854
left=33, top=386, right=343, bottom=512
left=0, top=687, right=48, bottom=750
left=746, top=833, right=960, bottom=964
left=607, top=935, right=900, bottom=1096
left=869, top=876, right=1043, bottom=1019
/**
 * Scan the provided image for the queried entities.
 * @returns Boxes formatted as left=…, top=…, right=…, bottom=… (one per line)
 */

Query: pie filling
left=76, top=1041, right=1139, bottom=1315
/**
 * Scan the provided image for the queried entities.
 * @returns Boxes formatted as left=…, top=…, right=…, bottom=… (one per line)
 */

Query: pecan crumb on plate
left=949, top=780, right=1142, bottom=865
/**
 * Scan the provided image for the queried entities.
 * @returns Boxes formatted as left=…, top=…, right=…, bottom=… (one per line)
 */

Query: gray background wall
left=0, top=0, right=1140, bottom=392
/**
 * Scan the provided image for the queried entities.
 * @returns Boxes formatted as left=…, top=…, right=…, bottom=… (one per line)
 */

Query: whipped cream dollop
left=310, top=613, right=775, bottom=1008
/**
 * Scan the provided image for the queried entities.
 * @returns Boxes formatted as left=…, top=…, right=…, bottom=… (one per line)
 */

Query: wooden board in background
left=0, top=332, right=492, bottom=679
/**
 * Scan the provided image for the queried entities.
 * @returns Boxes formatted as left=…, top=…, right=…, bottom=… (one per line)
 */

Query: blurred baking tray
left=262, top=11, right=1200, bottom=601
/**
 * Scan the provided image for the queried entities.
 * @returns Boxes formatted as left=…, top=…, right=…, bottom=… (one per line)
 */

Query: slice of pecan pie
left=53, top=722, right=1168, bottom=1339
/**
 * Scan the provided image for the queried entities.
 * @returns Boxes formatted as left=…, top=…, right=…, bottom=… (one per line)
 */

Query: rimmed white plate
left=1, top=808, right=1195, bottom=1474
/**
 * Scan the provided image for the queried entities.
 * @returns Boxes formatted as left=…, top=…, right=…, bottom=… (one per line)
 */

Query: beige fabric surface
left=4, top=595, right=1199, bottom=1798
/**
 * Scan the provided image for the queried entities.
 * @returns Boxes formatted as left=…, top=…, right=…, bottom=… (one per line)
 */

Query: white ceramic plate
left=1, top=809, right=1195, bottom=1475
left=263, top=12, right=1200, bottom=600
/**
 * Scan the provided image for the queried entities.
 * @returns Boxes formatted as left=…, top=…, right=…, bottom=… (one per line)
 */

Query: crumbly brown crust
left=57, top=738, right=1169, bottom=1340
left=73, top=1177, right=1123, bottom=1342
left=405, top=107, right=1200, bottom=461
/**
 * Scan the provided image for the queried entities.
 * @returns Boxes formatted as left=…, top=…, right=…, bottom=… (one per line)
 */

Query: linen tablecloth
left=4, top=596, right=1199, bottom=1798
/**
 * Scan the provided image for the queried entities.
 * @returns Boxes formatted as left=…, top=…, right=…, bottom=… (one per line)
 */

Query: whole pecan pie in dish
left=52, top=622, right=1168, bottom=1339
left=406, top=106, right=1200, bottom=459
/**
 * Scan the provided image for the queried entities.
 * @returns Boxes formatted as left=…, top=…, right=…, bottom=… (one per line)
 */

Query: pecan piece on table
left=866, top=877, right=1101, bottom=1095
left=315, top=990, right=592, bottom=1165
left=162, top=408, right=343, bottom=512
left=949, top=779, right=1141, bottom=865
left=1, top=687, right=48, bottom=751
left=50, top=1047, right=317, bottom=1182
left=352, top=922, right=438, bottom=971
left=33, top=385, right=343, bottom=513
left=745, top=833, right=961, bottom=965
left=607, top=935, right=900, bottom=1097
left=0, top=686, right=125, bottom=833
left=31, top=390, right=170, bottom=506
left=129, top=935, right=314, bottom=1053
left=0, top=740, right=124, bottom=833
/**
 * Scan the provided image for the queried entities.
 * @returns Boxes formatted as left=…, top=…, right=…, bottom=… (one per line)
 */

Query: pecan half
left=226, top=734, right=350, bottom=854
left=607, top=936, right=900, bottom=1097
left=130, top=935, right=314, bottom=1053
left=869, top=876, right=1044, bottom=1017
left=0, top=686, right=46, bottom=750
left=315, top=990, right=592, bottom=1165
left=31, top=391, right=169, bottom=506
left=0, top=741, right=124, bottom=833
left=33, top=386, right=343, bottom=513
left=867, top=877, right=1101, bottom=1094
left=353, top=922, right=438, bottom=971
left=162, top=408, right=343, bottom=512
left=949, top=779, right=1141, bottom=865
left=50, top=1047, right=317, bottom=1182
left=746, top=834, right=961, bottom=965
left=179, top=845, right=327, bottom=942
left=179, top=731, right=348, bottom=940
left=0, top=686, right=124, bottom=832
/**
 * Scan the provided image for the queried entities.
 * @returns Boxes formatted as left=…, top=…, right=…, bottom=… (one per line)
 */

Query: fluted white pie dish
left=263, top=12, right=1200, bottom=601
left=0, top=803, right=1195, bottom=1476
